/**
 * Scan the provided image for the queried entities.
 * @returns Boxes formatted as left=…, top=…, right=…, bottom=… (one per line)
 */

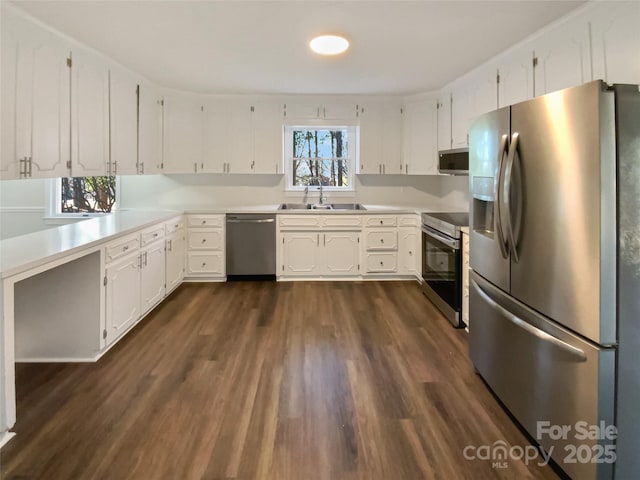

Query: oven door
left=421, top=225, right=463, bottom=327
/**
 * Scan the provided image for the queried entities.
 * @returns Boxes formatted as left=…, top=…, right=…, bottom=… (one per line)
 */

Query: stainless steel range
left=421, top=212, right=469, bottom=328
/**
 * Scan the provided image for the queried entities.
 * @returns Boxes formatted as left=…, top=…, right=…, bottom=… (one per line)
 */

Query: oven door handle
left=421, top=225, right=460, bottom=249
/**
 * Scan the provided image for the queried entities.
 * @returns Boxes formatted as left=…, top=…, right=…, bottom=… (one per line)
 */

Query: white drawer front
left=366, top=252, right=398, bottom=273
left=140, top=225, right=165, bottom=246
left=278, top=215, right=322, bottom=228
left=365, top=215, right=397, bottom=228
left=187, top=252, right=224, bottom=275
left=165, top=216, right=184, bottom=234
left=323, top=215, right=362, bottom=228
left=397, top=214, right=420, bottom=227
left=366, top=230, right=397, bottom=250
left=187, top=214, right=224, bottom=228
left=105, top=234, right=140, bottom=263
left=188, top=229, right=223, bottom=250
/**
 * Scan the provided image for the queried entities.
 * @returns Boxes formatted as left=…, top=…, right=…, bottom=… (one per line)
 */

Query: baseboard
left=0, top=431, right=16, bottom=450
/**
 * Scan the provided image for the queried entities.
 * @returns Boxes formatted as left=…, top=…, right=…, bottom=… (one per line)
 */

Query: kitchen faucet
left=316, top=176, right=325, bottom=204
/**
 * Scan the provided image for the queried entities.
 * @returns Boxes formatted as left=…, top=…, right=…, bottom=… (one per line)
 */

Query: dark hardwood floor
left=1, top=281, right=559, bottom=479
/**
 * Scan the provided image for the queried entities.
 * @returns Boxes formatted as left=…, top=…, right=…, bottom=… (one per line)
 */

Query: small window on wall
left=284, top=126, right=357, bottom=191
left=58, top=177, right=117, bottom=214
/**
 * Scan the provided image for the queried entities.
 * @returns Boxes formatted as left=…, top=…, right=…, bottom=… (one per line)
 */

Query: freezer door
left=508, top=81, right=616, bottom=345
left=468, top=107, right=511, bottom=293
left=469, top=272, right=615, bottom=480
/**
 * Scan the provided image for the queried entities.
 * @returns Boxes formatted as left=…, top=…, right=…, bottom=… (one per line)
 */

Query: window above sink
left=283, top=125, right=358, bottom=193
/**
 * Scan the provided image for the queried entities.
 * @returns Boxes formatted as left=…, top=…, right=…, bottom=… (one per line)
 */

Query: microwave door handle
left=495, top=134, right=509, bottom=259
left=503, top=132, right=519, bottom=263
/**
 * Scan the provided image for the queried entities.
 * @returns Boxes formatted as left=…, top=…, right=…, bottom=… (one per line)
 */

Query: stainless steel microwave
left=438, top=148, right=469, bottom=175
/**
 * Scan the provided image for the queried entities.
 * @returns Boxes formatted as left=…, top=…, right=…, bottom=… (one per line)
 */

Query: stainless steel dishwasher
left=226, top=214, right=276, bottom=279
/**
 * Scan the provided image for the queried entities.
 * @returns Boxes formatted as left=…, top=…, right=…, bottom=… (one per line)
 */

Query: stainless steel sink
left=278, top=203, right=366, bottom=211
left=330, top=203, right=367, bottom=210
left=278, top=203, right=312, bottom=210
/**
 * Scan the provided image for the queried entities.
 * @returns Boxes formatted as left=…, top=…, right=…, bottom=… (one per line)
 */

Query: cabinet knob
left=202, top=262, right=206, bottom=267
left=379, top=220, right=383, bottom=225
left=123, top=245, right=129, bottom=251
left=201, top=239, right=207, bottom=243
left=153, top=233, right=158, bottom=237
left=409, top=251, right=412, bottom=255
left=380, top=239, right=384, bottom=243
left=174, top=224, right=179, bottom=228
left=380, top=261, right=384, bottom=266
left=201, top=220, right=206, bottom=224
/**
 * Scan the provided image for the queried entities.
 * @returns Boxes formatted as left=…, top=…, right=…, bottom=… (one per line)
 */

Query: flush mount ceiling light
left=309, top=35, right=349, bottom=55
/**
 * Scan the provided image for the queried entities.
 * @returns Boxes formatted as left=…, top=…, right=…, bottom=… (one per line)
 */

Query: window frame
left=46, top=176, right=120, bottom=220
left=283, top=124, right=358, bottom=193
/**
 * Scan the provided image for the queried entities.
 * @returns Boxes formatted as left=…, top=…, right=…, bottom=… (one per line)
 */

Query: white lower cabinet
left=365, top=252, right=397, bottom=273
left=185, top=214, right=226, bottom=278
left=105, top=252, right=141, bottom=346
left=165, top=230, right=185, bottom=293
left=281, top=231, right=360, bottom=277
left=140, top=239, right=166, bottom=315
left=398, top=226, right=420, bottom=276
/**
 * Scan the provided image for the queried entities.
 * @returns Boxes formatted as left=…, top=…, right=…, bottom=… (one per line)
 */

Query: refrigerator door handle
left=495, top=134, right=509, bottom=259
left=471, top=279, right=587, bottom=361
left=503, top=132, right=520, bottom=263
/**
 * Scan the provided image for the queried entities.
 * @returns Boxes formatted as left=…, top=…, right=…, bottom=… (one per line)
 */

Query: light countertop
left=0, top=210, right=180, bottom=278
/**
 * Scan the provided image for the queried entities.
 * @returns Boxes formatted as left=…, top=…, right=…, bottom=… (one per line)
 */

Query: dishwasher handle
left=227, top=218, right=275, bottom=223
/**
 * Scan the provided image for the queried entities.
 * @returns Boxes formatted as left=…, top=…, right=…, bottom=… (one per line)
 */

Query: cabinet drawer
left=366, top=230, right=397, bottom=250
left=323, top=215, right=362, bottom=228
left=366, top=252, right=398, bottom=273
left=105, top=234, right=140, bottom=263
left=279, top=215, right=322, bottom=229
left=187, top=214, right=224, bottom=228
left=165, top=216, right=184, bottom=234
left=187, top=252, right=224, bottom=275
left=397, top=214, right=420, bottom=227
left=140, top=224, right=165, bottom=246
left=365, top=215, right=397, bottom=227
left=188, top=229, right=223, bottom=250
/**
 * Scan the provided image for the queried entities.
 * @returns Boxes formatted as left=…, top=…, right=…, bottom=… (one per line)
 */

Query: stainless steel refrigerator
left=468, top=80, right=639, bottom=480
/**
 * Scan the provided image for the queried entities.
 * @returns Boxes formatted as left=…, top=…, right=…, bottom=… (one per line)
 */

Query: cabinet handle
left=174, top=223, right=179, bottom=228
left=194, top=162, right=197, bottom=173
left=144, top=251, right=148, bottom=266
left=113, top=161, right=118, bottom=175
left=323, top=234, right=325, bottom=246
left=383, top=164, right=386, bottom=174
left=379, top=164, right=381, bottom=174
left=406, top=164, right=409, bottom=175
left=153, top=233, right=158, bottom=238
left=168, top=239, right=173, bottom=251
left=251, top=160, right=255, bottom=170
left=317, top=234, right=319, bottom=246
left=139, top=255, right=143, bottom=269
left=123, top=245, right=129, bottom=251
left=140, top=162, right=144, bottom=174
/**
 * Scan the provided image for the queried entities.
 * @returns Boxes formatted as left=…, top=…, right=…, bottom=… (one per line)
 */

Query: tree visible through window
left=61, top=176, right=116, bottom=213
left=291, top=128, right=351, bottom=188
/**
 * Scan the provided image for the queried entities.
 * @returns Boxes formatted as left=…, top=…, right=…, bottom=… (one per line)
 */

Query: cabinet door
left=109, top=67, right=138, bottom=175
left=470, top=66, right=499, bottom=123
left=282, top=232, right=322, bottom=276
left=398, top=227, right=420, bottom=275
left=252, top=101, right=284, bottom=174
left=498, top=49, right=534, bottom=108
left=451, top=87, right=472, bottom=148
left=187, top=252, right=225, bottom=276
left=323, top=103, right=358, bottom=120
left=533, top=21, right=590, bottom=96
left=590, top=1, right=640, bottom=85
left=166, top=230, right=185, bottom=293
left=163, top=93, right=203, bottom=173
left=71, top=48, right=109, bottom=176
left=227, top=99, right=253, bottom=174
left=105, top=253, right=140, bottom=345
left=436, top=94, right=452, bottom=151
left=357, top=103, right=382, bottom=174
left=5, top=15, right=71, bottom=179
left=402, top=99, right=438, bottom=175
left=202, top=98, right=231, bottom=173
left=140, top=240, right=166, bottom=315
left=138, top=82, right=163, bottom=174
left=284, top=101, right=320, bottom=120
left=381, top=103, right=403, bottom=174
left=323, top=232, right=359, bottom=276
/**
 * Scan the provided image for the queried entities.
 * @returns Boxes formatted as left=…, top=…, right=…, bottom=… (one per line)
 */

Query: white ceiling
left=11, top=0, right=584, bottom=95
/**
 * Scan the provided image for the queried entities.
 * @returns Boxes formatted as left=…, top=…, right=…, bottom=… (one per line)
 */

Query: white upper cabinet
left=470, top=65, right=499, bottom=122
left=436, top=93, right=452, bottom=151
left=138, top=82, right=163, bottom=174
left=109, top=67, right=138, bottom=175
left=1, top=10, right=71, bottom=179
left=163, top=93, right=204, bottom=174
left=402, top=98, right=438, bottom=175
left=202, top=98, right=231, bottom=173
left=284, top=100, right=358, bottom=121
left=71, top=48, right=109, bottom=177
left=589, top=1, right=640, bottom=85
left=451, top=86, right=473, bottom=148
left=357, top=101, right=403, bottom=174
left=498, top=49, right=534, bottom=108
left=226, top=98, right=253, bottom=174
left=532, top=18, right=590, bottom=96
left=251, top=100, right=284, bottom=174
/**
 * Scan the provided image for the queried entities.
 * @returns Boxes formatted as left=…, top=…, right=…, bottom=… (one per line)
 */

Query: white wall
left=119, top=174, right=469, bottom=211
